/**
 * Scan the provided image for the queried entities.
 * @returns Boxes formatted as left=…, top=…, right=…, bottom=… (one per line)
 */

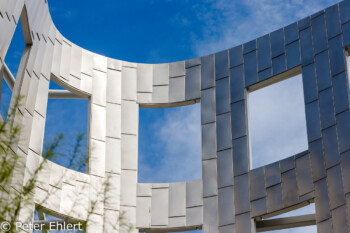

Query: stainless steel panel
left=230, top=65, right=245, bottom=103
left=169, top=182, right=186, bottom=217
left=186, top=206, right=202, bottom=226
left=316, top=218, right=333, bottom=233
left=266, top=184, right=283, bottom=213
left=244, top=40, right=256, bottom=54
left=305, top=100, right=322, bottom=142
left=185, top=65, right=201, bottom=100
left=300, top=28, right=314, bottom=66
left=151, top=188, right=169, bottom=226
left=272, top=54, right=286, bottom=76
left=201, top=54, right=215, bottom=90
left=327, top=165, right=345, bottom=210
left=311, top=14, right=328, bottom=54
left=202, top=159, right=218, bottom=197
left=230, top=45, right=243, bottom=68
left=257, top=34, right=271, bottom=72
left=301, top=63, right=318, bottom=104
left=284, top=23, right=299, bottom=45
left=231, top=100, right=247, bottom=139
left=332, top=205, right=349, bottom=233
left=235, top=213, right=254, bottom=233
left=336, top=110, right=350, bottom=153
left=295, top=154, right=314, bottom=196
left=203, top=196, right=219, bottom=233
left=169, top=61, right=185, bottom=78
left=326, top=5, right=341, bottom=39
left=216, top=77, right=230, bottom=115
left=217, top=149, right=234, bottom=188
left=244, top=50, right=258, bottom=87
left=186, top=180, right=202, bottom=208
left=136, top=196, right=151, bottom=228
left=137, top=63, right=153, bottom=93
left=270, top=28, right=285, bottom=58
left=153, top=63, right=169, bottom=86
left=202, top=123, right=217, bottom=160
left=322, top=126, right=340, bottom=169
left=309, top=139, right=326, bottom=182
left=251, top=197, right=267, bottom=218
left=169, top=76, right=185, bottom=103
left=332, top=72, right=350, bottom=114
left=233, top=136, right=250, bottom=177
left=265, top=162, right=281, bottom=188
left=185, top=57, right=201, bottom=68
left=137, top=183, right=152, bottom=197
left=341, top=151, right=350, bottom=194
left=218, top=186, right=235, bottom=226
left=281, top=169, right=299, bottom=207
left=286, top=40, right=301, bottom=69
left=216, top=113, right=232, bottom=151
left=234, top=174, right=250, bottom=215
left=314, top=178, right=332, bottom=222
left=315, top=50, right=332, bottom=92
left=328, top=35, right=345, bottom=77
left=340, top=1, right=350, bottom=24
left=215, top=50, right=229, bottom=80
left=201, top=87, right=216, bottom=125
left=250, top=167, right=266, bottom=201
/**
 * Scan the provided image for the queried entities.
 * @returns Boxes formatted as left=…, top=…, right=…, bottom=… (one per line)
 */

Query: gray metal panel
left=309, top=139, right=326, bottom=182
left=231, top=100, right=247, bottom=139
left=185, top=57, right=201, bottom=68
left=201, top=88, right=216, bottom=125
left=343, top=22, right=350, bottom=47
left=332, top=205, right=349, bottom=233
left=234, top=174, right=250, bottom=214
left=169, top=182, right=186, bottom=217
left=244, top=50, right=258, bottom=87
left=332, top=72, right=350, bottom=114
left=185, top=65, right=201, bottom=101
left=257, top=34, right=271, bottom=72
left=272, top=54, right=286, bottom=75
left=251, top=197, right=267, bottom=218
left=233, top=136, right=249, bottom=177
left=299, top=16, right=311, bottom=30
left=326, top=4, right=341, bottom=39
left=295, top=154, right=314, bottom=196
left=152, top=85, right=169, bottom=104
left=281, top=169, right=299, bottom=207
left=137, top=183, right=152, bottom=197
left=340, top=1, right=350, bottom=24
left=201, top=54, right=215, bottom=90
left=250, top=167, right=266, bottom=201
left=230, top=65, right=245, bottom=103
left=301, top=63, right=318, bottom=104
left=285, top=23, right=299, bottom=45
left=219, top=224, right=235, bottom=233
left=317, top=219, right=333, bottom=233
left=305, top=100, right=322, bottom=142
left=151, top=188, right=169, bottom=226
left=270, top=28, right=285, bottom=58
left=217, top=149, right=234, bottom=188
left=336, top=110, right=350, bottom=153
left=203, top=196, right=218, bottom=233
left=315, top=50, right=332, bottom=92
left=286, top=40, right=301, bottom=69
left=137, top=196, right=151, bottom=228
left=153, top=63, right=169, bottom=86
left=137, top=64, right=153, bottom=93
left=328, top=35, right=345, bottom=77
left=215, top=50, right=229, bottom=80
left=169, top=61, right=185, bottom=78
left=202, top=123, right=217, bottom=160
left=265, top=162, right=281, bottom=188
left=300, top=28, right=314, bottom=66
left=229, top=45, right=243, bottom=68
left=311, top=14, right=328, bottom=54
left=235, top=213, right=254, bottom=233
left=186, top=180, right=202, bottom=208
left=169, top=76, right=185, bottom=103
left=327, top=165, right=345, bottom=210
left=259, top=67, right=272, bottom=81
left=280, top=156, right=295, bottom=173
left=216, top=113, right=232, bottom=151
left=315, top=178, right=332, bottom=222
left=186, top=206, right=202, bottom=226
left=218, top=186, right=234, bottom=226
left=244, top=40, right=256, bottom=54
left=322, top=126, right=340, bottom=169
left=216, top=77, right=230, bottom=115
left=202, top=159, right=218, bottom=197
left=266, top=184, right=283, bottom=213
left=341, top=151, right=350, bottom=194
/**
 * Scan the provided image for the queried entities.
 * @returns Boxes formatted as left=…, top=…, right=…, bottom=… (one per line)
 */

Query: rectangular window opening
left=248, top=74, right=308, bottom=169
left=138, top=103, right=201, bottom=183
left=1, top=18, right=26, bottom=121
left=43, top=80, right=89, bottom=173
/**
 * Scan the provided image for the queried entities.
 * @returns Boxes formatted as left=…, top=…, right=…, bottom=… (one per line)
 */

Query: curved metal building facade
left=1, top=0, right=350, bottom=232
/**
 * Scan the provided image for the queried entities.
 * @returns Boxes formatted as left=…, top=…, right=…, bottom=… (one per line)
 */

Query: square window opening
left=138, top=103, right=201, bottom=183
left=248, top=74, right=308, bottom=169
left=43, top=80, right=89, bottom=173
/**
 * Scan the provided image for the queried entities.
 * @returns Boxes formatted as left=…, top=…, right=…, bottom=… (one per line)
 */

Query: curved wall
left=1, top=0, right=350, bottom=233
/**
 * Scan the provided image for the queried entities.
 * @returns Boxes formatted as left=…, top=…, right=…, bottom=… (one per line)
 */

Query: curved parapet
left=1, top=0, right=350, bottom=233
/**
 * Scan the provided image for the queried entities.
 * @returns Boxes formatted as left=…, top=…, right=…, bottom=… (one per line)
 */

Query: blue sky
left=3, top=0, right=342, bottom=232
